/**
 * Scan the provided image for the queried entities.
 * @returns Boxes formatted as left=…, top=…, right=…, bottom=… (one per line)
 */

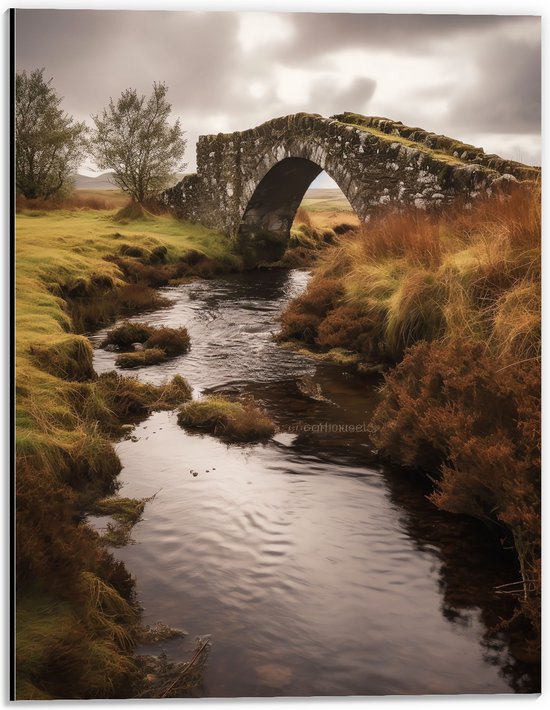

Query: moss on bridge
left=332, top=112, right=540, bottom=182
left=161, top=112, right=540, bottom=267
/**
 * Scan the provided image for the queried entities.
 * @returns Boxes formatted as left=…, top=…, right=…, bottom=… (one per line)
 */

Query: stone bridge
left=161, top=112, right=539, bottom=264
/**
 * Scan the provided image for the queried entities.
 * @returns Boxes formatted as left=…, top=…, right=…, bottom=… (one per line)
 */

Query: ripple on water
left=97, top=271, right=533, bottom=696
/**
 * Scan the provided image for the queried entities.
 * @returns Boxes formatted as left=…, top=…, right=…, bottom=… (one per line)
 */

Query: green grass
left=177, top=395, right=276, bottom=442
left=338, top=120, right=467, bottom=167
left=333, top=112, right=485, bottom=161
left=15, top=206, right=233, bottom=698
left=16, top=208, right=235, bottom=432
left=115, top=347, right=167, bottom=369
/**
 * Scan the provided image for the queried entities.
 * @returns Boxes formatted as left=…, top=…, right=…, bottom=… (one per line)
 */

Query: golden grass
left=275, top=203, right=351, bottom=268
left=282, top=189, right=540, bottom=363
left=281, top=188, right=541, bottom=646
left=16, top=189, right=122, bottom=212
left=144, top=326, right=191, bottom=355
left=177, top=395, right=276, bottom=442
left=115, top=347, right=167, bottom=369
left=15, top=206, right=233, bottom=698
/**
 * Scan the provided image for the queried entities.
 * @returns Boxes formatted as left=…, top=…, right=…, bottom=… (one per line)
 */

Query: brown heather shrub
left=279, top=277, right=344, bottom=343
left=102, top=321, right=155, bottom=347
left=294, top=278, right=343, bottom=317
left=279, top=310, right=321, bottom=343
left=369, top=339, right=540, bottom=638
left=145, top=326, right=190, bottom=356
left=16, top=193, right=117, bottom=212
left=316, top=304, right=386, bottom=359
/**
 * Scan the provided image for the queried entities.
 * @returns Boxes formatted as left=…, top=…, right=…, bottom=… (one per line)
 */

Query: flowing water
left=91, top=269, right=537, bottom=697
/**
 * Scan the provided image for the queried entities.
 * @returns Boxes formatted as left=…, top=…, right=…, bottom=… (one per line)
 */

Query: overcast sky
left=15, top=10, right=541, bottom=187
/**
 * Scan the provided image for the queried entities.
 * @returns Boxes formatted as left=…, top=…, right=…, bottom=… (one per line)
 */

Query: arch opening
left=236, top=157, right=323, bottom=265
left=295, top=171, right=360, bottom=236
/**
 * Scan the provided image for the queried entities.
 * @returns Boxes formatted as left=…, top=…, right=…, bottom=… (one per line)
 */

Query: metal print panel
left=13, top=8, right=541, bottom=700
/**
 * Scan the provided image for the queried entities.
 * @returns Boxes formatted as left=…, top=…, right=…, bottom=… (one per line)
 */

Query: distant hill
left=73, top=173, right=118, bottom=190
left=74, top=175, right=345, bottom=200
left=73, top=172, right=186, bottom=190
left=301, top=187, right=351, bottom=211
left=304, top=187, right=345, bottom=200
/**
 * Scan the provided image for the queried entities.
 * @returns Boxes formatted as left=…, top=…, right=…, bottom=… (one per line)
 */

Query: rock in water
left=296, top=375, right=329, bottom=402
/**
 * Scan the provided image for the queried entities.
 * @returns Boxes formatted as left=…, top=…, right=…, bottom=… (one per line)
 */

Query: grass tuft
left=115, top=347, right=167, bottom=369
left=30, top=335, right=96, bottom=381
left=177, top=395, right=275, bottom=442
left=102, top=321, right=155, bottom=347
left=95, top=372, right=192, bottom=422
left=281, top=189, right=540, bottom=364
left=145, top=326, right=190, bottom=356
left=15, top=201, right=234, bottom=698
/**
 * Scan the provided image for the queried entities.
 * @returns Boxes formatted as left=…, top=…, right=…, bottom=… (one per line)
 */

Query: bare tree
left=91, top=82, right=186, bottom=204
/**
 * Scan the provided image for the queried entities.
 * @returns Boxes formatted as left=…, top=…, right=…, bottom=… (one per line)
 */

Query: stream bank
left=91, top=268, right=539, bottom=696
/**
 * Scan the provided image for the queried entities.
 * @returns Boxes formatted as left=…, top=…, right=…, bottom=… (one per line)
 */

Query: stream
left=91, top=268, right=538, bottom=696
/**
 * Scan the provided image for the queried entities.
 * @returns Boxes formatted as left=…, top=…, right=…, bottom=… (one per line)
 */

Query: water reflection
left=92, top=269, right=539, bottom=696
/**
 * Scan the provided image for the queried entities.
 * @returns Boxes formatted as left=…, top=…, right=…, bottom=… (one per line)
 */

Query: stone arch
left=236, top=155, right=360, bottom=263
left=160, top=112, right=538, bottom=266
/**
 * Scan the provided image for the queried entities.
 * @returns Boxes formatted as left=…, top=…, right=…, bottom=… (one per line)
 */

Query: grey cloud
left=448, top=37, right=541, bottom=134
left=16, top=11, right=241, bottom=118
left=308, top=76, right=376, bottom=116
left=281, top=13, right=525, bottom=60
left=15, top=10, right=541, bottom=168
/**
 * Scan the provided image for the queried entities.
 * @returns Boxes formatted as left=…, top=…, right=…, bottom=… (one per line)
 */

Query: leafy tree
left=91, top=82, right=186, bottom=204
left=15, top=68, right=88, bottom=199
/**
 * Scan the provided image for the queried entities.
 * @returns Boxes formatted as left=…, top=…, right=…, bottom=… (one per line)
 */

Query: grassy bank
left=275, top=206, right=357, bottom=268
left=15, top=204, right=239, bottom=698
left=279, top=189, right=541, bottom=648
